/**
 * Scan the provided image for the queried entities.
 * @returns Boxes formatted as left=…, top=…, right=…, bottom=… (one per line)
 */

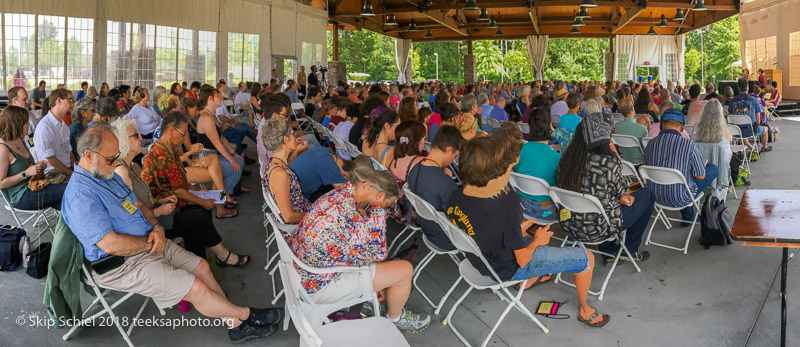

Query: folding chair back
left=423, top=141, right=432, bottom=153
left=404, top=189, right=439, bottom=223
left=516, top=123, right=530, bottom=135
left=370, top=157, right=388, bottom=171
left=620, top=160, right=644, bottom=186
left=611, top=134, right=643, bottom=153
left=509, top=172, right=551, bottom=199
left=483, top=116, right=501, bottom=132
left=641, top=137, right=653, bottom=149
left=612, top=118, right=624, bottom=128
left=726, top=124, right=743, bottom=138
left=548, top=187, right=611, bottom=225
left=291, top=102, right=305, bottom=112
left=611, top=112, right=624, bottom=119
left=637, top=165, right=693, bottom=198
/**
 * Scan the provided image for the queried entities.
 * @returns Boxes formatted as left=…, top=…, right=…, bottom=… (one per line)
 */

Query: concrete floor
left=2, top=118, right=800, bottom=347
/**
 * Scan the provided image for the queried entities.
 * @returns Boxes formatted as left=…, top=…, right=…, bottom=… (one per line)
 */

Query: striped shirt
left=643, top=129, right=705, bottom=207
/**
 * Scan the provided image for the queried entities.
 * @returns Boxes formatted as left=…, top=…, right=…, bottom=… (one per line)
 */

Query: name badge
left=559, top=209, right=571, bottom=221
left=122, top=199, right=138, bottom=215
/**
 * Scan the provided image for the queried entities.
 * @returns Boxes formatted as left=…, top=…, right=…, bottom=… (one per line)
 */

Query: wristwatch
left=21, top=171, right=27, bottom=179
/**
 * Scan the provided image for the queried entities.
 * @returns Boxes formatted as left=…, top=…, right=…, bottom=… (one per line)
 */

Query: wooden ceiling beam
left=529, top=6, right=540, bottom=35
left=689, top=10, right=737, bottom=30
left=611, top=6, right=645, bottom=34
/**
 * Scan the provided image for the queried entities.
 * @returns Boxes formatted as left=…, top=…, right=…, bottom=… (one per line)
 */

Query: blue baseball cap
left=660, top=108, right=685, bottom=125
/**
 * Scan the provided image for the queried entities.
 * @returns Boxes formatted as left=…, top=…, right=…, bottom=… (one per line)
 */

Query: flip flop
left=216, top=208, right=239, bottom=219
left=579, top=310, right=610, bottom=328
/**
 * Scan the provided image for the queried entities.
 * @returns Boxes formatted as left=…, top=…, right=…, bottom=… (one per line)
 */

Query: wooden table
left=731, top=190, right=800, bottom=347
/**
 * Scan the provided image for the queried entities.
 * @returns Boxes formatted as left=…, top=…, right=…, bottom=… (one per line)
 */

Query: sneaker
left=228, top=320, right=278, bottom=344
left=620, top=250, right=651, bottom=262
left=360, top=302, right=386, bottom=318
left=750, top=152, right=760, bottom=161
left=391, top=308, right=431, bottom=333
left=247, top=307, right=284, bottom=327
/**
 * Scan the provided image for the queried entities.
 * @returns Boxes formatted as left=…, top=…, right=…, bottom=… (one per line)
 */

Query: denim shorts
left=519, top=197, right=559, bottom=223
left=510, top=239, right=589, bottom=281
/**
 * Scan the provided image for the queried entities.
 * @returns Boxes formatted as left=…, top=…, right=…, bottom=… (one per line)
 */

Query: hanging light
left=673, top=8, right=685, bottom=21
left=580, top=0, right=598, bottom=8
left=658, top=14, right=668, bottom=28
left=408, top=19, right=418, bottom=32
left=694, top=0, right=708, bottom=11
left=478, top=9, right=490, bottom=21
left=424, top=29, right=434, bottom=38
left=573, top=16, right=586, bottom=27
left=385, top=13, right=398, bottom=26
left=361, top=0, right=375, bottom=16
left=570, top=26, right=581, bottom=35
left=647, top=26, right=657, bottom=35
left=494, top=27, right=504, bottom=36
left=576, top=7, right=591, bottom=19
left=488, top=15, right=497, bottom=29
left=463, top=0, right=480, bottom=11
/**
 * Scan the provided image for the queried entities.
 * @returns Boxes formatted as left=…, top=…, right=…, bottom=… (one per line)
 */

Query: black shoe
left=680, top=222, right=692, bottom=228
left=228, top=320, right=278, bottom=344
left=242, top=169, right=252, bottom=177
left=741, top=177, right=752, bottom=186
left=244, top=156, right=256, bottom=165
left=620, top=250, right=651, bottom=262
left=242, top=143, right=249, bottom=150
left=247, top=307, right=284, bottom=327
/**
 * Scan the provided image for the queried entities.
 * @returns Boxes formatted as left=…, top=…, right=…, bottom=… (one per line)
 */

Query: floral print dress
left=289, top=182, right=388, bottom=294
left=261, top=161, right=311, bottom=222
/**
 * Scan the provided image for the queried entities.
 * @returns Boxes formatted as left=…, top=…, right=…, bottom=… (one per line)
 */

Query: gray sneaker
left=392, top=308, right=431, bottom=333
left=360, top=302, right=386, bottom=318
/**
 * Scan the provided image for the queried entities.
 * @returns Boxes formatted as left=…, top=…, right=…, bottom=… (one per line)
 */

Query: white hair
left=110, top=116, right=140, bottom=159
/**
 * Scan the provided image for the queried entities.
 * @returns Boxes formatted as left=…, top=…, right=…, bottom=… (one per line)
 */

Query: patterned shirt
left=141, top=141, right=189, bottom=208
left=643, top=129, right=705, bottom=208
left=727, top=93, right=760, bottom=124
left=261, top=161, right=311, bottom=222
left=290, top=182, right=388, bottom=294
left=559, top=153, right=627, bottom=243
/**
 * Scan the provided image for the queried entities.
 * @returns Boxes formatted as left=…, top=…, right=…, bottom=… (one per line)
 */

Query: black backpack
left=699, top=194, right=734, bottom=249
left=0, top=225, right=26, bottom=271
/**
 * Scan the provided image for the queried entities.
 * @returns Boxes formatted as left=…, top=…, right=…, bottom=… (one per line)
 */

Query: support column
left=332, top=23, right=339, bottom=62
left=606, top=36, right=615, bottom=82
left=464, top=54, right=477, bottom=84
left=327, top=22, right=346, bottom=87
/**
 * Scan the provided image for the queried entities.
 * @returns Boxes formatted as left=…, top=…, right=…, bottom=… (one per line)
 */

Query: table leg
left=781, top=247, right=788, bottom=347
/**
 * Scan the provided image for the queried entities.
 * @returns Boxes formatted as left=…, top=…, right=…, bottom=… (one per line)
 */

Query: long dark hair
left=634, top=88, right=653, bottom=114
left=361, top=95, right=386, bottom=117
left=367, top=109, right=399, bottom=146
left=393, top=121, right=426, bottom=159
left=557, top=121, right=619, bottom=192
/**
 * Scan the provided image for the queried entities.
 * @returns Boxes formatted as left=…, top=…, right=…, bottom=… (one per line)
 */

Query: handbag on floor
left=25, top=241, right=51, bottom=279
left=0, top=225, right=26, bottom=271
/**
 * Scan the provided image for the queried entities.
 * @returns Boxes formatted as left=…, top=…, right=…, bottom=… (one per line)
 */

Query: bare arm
left=269, top=168, right=306, bottom=223
left=171, top=187, right=215, bottom=211
left=198, top=114, right=240, bottom=170
left=47, top=156, right=73, bottom=175
left=95, top=230, right=152, bottom=257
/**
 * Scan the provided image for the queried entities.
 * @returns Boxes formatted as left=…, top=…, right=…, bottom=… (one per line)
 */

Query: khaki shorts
left=92, top=240, right=201, bottom=309
left=309, top=263, right=376, bottom=304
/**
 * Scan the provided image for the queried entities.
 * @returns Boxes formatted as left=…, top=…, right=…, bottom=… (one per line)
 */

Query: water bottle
left=21, top=236, right=30, bottom=268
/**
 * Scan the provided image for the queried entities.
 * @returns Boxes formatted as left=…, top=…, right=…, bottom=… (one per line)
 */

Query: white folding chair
left=292, top=102, right=312, bottom=132
left=278, top=245, right=409, bottom=347
left=726, top=124, right=751, bottom=174
left=620, top=160, right=671, bottom=229
left=641, top=137, right=653, bottom=149
left=611, top=112, right=624, bottom=119
left=638, top=165, right=705, bottom=254
left=508, top=173, right=558, bottom=225
left=261, top=179, right=300, bottom=304
left=438, top=212, right=549, bottom=347
left=728, top=114, right=759, bottom=152
left=548, top=187, right=641, bottom=301
left=483, top=116, right=501, bottom=133
left=270, top=211, right=380, bottom=329
left=516, top=123, right=530, bottom=135
left=423, top=141, right=432, bottom=153
left=404, top=189, right=463, bottom=314
left=611, top=134, right=644, bottom=164
left=0, top=190, right=58, bottom=242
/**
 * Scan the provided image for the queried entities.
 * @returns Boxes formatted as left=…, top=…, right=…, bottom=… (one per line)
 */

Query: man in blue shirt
left=62, top=124, right=284, bottom=343
left=727, top=77, right=771, bottom=153
left=643, top=109, right=718, bottom=224
left=490, top=96, right=508, bottom=121
left=289, top=146, right=347, bottom=201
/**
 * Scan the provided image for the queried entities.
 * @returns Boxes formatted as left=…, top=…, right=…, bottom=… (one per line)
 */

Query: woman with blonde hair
left=517, top=85, right=532, bottom=115
left=127, top=87, right=161, bottom=138
left=453, top=112, right=480, bottom=140
left=693, top=98, right=747, bottom=185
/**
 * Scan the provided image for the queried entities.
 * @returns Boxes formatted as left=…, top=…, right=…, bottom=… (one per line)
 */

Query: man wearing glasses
left=33, top=88, right=75, bottom=183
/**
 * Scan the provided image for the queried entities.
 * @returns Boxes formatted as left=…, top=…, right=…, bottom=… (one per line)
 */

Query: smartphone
left=525, top=223, right=547, bottom=237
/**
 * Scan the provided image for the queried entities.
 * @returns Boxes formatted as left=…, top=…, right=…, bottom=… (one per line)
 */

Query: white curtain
left=614, top=35, right=638, bottom=81
left=525, top=35, right=548, bottom=81
left=676, top=34, right=686, bottom=85
left=395, top=38, right=413, bottom=84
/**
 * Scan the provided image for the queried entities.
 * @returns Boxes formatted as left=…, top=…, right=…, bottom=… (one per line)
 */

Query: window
left=616, top=53, right=630, bottom=82
left=198, top=31, right=216, bottom=85
left=106, top=21, right=130, bottom=88
left=37, top=16, right=66, bottom=89
left=315, top=43, right=323, bottom=68
left=154, top=25, right=177, bottom=89
left=227, top=32, right=259, bottom=84
left=179, top=29, right=217, bottom=85
left=66, top=17, right=93, bottom=89
left=130, top=24, right=156, bottom=90
left=745, top=36, right=777, bottom=74
left=4, top=14, right=36, bottom=90
left=665, top=53, right=678, bottom=83
left=790, top=32, right=800, bottom=86
left=301, top=42, right=313, bottom=69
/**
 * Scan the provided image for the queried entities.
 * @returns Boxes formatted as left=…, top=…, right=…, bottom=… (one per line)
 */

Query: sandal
left=761, top=146, right=773, bottom=152
left=216, top=251, right=251, bottom=269
left=216, top=208, right=239, bottom=219
left=579, top=310, right=610, bottom=328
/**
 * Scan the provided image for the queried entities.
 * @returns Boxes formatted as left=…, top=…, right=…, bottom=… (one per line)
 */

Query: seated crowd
left=3, top=73, right=780, bottom=344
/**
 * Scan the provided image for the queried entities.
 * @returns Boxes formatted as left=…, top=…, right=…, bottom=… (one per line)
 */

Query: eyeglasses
left=174, top=126, right=186, bottom=136
left=128, top=132, right=141, bottom=139
left=64, top=98, right=75, bottom=103
left=93, top=151, right=120, bottom=165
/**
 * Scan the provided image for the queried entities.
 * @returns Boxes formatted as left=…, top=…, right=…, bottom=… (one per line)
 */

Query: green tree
left=686, top=15, right=741, bottom=86
left=413, top=41, right=463, bottom=82
left=474, top=40, right=503, bottom=81
left=543, top=38, right=608, bottom=81
left=503, top=48, right=534, bottom=82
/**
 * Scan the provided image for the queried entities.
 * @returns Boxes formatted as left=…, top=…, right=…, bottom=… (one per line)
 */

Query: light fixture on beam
left=580, top=0, right=598, bottom=8
left=361, top=0, right=375, bottom=16
left=488, top=15, right=498, bottom=29
left=408, top=19, right=418, bottom=32
left=673, top=8, right=685, bottom=21
left=570, top=25, right=581, bottom=35
left=385, top=14, right=398, bottom=26
left=658, top=14, right=668, bottom=28
left=494, top=27, right=504, bottom=36
left=425, top=29, right=434, bottom=38
left=694, top=0, right=708, bottom=11
left=463, top=0, right=480, bottom=11
left=573, top=16, right=586, bottom=27
left=576, top=7, right=591, bottom=19
left=647, top=26, right=657, bottom=35
left=478, top=9, right=489, bottom=21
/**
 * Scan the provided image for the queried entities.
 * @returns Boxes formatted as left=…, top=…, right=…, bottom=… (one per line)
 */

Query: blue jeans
left=198, top=149, right=243, bottom=196
left=680, top=163, right=719, bottom=221
left=511, top=238, right=589, bottom=281
left=519, top=197, right=559, bottom=223
left=598, top=188, right=656, bottom=255
left=14, top=183, right=68, bottom=210
left=222, top=127, right=245, bottom=154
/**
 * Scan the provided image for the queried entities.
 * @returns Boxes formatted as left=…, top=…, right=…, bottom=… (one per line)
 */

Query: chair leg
left=442, top=286, right=474, bottom=347
left=434, top=276, right=463, bottom=315
left=644, top=207, right=662, bottom=246
left=391, top=226, right=418, bottom=258
left=387, top=225, right=410, bottom=256
left=412, top=251, right=439, bottom=308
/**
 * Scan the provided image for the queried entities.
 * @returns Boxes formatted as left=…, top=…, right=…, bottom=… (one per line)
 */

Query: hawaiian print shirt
left=141, top=141, right=189, bottom=208
left=290, top=182, right=388, bottom=294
